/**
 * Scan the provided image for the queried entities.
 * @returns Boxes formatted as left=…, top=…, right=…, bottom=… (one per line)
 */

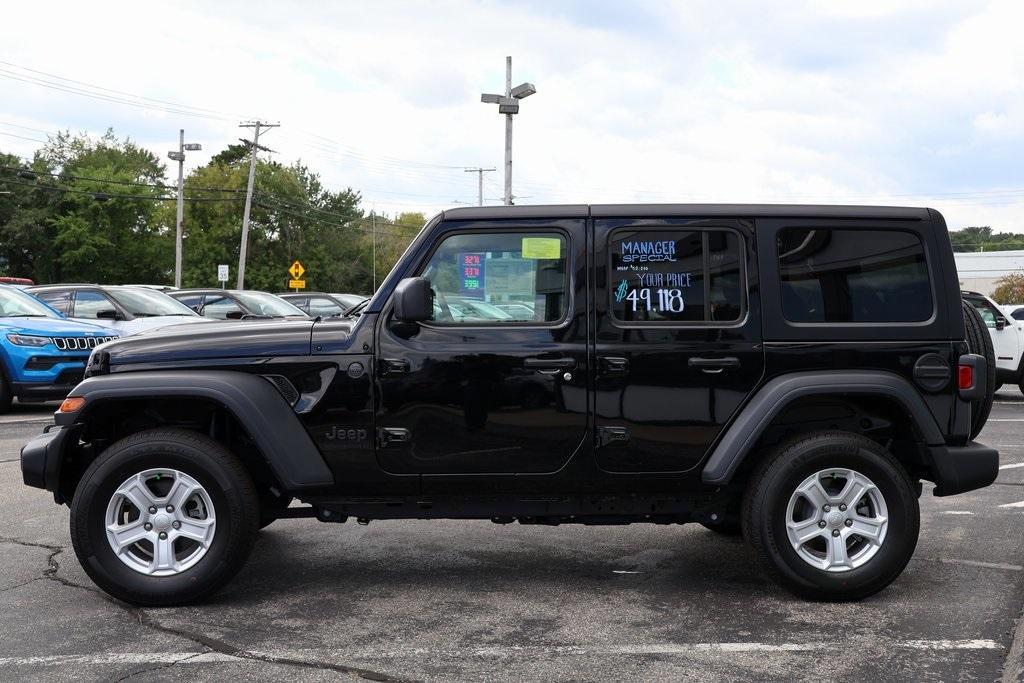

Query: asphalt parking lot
left=1, top=396, right=1022, bottom=682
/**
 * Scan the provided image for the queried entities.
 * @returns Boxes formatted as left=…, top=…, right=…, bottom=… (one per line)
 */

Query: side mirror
left=996, top=315, right=1008, bottom=330
left=96, top=309, right=121, bottom=321
left=225, top=310, right=245, bottom=320
left=393, top=277, right=433, bottom=322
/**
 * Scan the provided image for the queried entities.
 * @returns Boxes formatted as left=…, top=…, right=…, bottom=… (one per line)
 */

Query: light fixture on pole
left=481, top=56, right=535, bottom=205
left=168, top=130, right=202, bottom=288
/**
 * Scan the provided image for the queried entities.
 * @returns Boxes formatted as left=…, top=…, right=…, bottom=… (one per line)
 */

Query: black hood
left=93, top=318, right=353, bottom=368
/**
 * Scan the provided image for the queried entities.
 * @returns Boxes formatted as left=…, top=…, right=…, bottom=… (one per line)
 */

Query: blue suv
left=0, top=285, right=117, bottom=412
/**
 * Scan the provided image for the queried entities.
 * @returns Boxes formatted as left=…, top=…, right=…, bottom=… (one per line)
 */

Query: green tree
left=991, top=272, right=1024, bottom=305
left=1, top=130, right=172, bottom=283
left=181, top=150, right=366, bottom=292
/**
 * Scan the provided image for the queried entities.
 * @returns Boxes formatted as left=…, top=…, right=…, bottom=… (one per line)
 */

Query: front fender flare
left=701, top=371, right=944, bottom=485
left=62, top=370, right=334, bottom=491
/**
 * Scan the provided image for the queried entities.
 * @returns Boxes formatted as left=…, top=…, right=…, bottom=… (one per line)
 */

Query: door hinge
left=595, top=426, right=630, bottom=448
left=377, top=427, right=411, bottom=448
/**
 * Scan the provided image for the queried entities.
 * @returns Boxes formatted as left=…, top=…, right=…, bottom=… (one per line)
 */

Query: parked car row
left=0, top=282, right=368, bottom=412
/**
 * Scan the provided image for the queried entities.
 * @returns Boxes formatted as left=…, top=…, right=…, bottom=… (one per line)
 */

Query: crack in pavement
left=114, top=651, right=206, bottom=682
left=131, top=609, right=411, bottom=682
left=0, top=535, right=409, bottom=682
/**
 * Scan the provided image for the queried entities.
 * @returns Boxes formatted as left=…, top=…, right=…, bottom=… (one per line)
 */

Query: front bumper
left=21, top=425, right=76, bottom=500
left=928, top=441, right=999, bottom=496
left=10, top=380, right=83, bottom=402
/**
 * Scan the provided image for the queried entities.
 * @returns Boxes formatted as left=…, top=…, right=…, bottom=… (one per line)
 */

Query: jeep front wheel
left=742, top=430, right=920, bottom=601
left=70, top=429, right=259, bottom=606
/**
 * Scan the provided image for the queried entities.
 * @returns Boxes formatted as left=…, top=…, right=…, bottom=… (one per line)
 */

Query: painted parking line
left=1001, top=463, right=1024, bottom=470
left=0, top=640, right=1004, bottom=666
left=940, top=510, right=974, bottom=515
left=935, top=558, right=1024, bottom=571
left=998, top=500, right=1024, bottom=509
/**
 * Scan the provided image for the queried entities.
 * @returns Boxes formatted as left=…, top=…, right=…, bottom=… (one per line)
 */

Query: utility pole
left=237, top=121, right=279, bottom=289
left=167, top=130, right=201, bottom=288
left=371, top=211, right=377, bottom=291
left=464, top=167, right=496, bottom=206
left=481, top=56, right=535, bottom=205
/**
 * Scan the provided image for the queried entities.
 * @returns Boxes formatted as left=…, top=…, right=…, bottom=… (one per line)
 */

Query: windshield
left=0, top=287, right=60, bottom=318
left=235, top=291, right=307, bottom=317
left=109, top=287, right=199, bottom=317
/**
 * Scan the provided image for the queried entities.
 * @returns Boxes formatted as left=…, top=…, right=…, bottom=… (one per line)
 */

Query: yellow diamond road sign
left=289, top=260, right=305, bottom=280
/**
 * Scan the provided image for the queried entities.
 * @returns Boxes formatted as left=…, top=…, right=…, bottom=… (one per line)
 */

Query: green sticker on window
left=521, top=237, right=561, bottom=259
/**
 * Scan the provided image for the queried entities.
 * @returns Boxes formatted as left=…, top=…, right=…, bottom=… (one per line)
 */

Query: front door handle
left=524, top=357, right=577, bottom=373
left=380, top=359, right=410, bottom=375
left=688, top=356, right=740, bottom=373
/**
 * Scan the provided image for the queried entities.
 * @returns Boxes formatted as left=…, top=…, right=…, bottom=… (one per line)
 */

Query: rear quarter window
left=778, top=228, right=933, bottom=323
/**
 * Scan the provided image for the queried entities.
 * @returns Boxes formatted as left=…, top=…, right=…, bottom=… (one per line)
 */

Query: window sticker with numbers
left=609, top=229, right=743, bottom=324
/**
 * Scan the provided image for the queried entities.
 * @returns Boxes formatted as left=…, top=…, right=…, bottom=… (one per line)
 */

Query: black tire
left=742, top=430, right=920, bottom=601
left=70, top=428, right=260, bottom=606
left=962, top=301, right=995, bottom=439
left=0, top=368, right=12, bottom=414
left=700, top=518, right=743, bottom=536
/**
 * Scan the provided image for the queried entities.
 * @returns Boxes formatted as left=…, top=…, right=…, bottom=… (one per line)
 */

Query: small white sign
left=217, top=264, right=229, bottom=282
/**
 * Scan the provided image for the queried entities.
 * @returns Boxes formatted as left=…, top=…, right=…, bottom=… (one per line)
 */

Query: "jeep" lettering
left=324, top=426, right=367, bottom=442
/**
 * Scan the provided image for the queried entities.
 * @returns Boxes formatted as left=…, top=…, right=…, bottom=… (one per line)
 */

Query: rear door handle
left=524, top=357, right=577, bottom=372
left=688, top=356, right=740, bottom=373
left=599, top=356, right=629, bottom=375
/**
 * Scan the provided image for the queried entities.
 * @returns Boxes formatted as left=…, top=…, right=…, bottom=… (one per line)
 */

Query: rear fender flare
left=701, top=371, right=944, bottom=485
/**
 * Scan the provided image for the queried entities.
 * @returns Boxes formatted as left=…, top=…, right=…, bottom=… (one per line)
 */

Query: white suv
left=963, top=290, right=1024, bottom=392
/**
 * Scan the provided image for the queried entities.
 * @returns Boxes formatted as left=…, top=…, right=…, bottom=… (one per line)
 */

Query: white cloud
left=1, top=0, right=1022, bottom=230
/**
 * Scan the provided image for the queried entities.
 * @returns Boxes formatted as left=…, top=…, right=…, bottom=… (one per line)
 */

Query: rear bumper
left=928, top=441, right=999, bottom=496
left=21, top=425, right=75, bottom=497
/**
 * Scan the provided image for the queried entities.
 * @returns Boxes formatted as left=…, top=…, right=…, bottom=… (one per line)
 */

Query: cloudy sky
left=1, top=0, right=1023, bottom=232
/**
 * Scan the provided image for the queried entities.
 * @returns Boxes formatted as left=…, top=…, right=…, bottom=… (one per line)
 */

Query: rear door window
left=778, top=228, right=933, bottom=323
left=608, top=229, right=744, bottom=324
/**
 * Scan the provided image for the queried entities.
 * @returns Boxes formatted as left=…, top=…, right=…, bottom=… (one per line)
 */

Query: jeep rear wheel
left=70, top=429, right=259, bottom=606
left=742, top=430, right=920, bottom=601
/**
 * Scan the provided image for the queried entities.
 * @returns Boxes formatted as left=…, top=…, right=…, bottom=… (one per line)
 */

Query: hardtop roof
left=441, top=204, right=932, bottom=221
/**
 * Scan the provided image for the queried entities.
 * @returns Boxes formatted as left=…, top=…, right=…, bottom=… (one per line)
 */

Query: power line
left=0, top=177, right=243, bottom=202
left=0, top=165, right=243, bottom=194
left=0, top=131, right=47, bottom=144
left=0, top=59, right=256, bottom=120
left=0, top=60, right=477, bottom=178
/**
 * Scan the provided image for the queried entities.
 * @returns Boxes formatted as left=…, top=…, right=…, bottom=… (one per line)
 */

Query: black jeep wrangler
left=21, top=204, right=999, bottom=606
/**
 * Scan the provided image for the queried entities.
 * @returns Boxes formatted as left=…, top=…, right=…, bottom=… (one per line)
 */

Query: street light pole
left=168, top=130, right=201, bottom=288
left=503, top=56, right=513, bottom=206
left=481, top=56, right=535, bottom=206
